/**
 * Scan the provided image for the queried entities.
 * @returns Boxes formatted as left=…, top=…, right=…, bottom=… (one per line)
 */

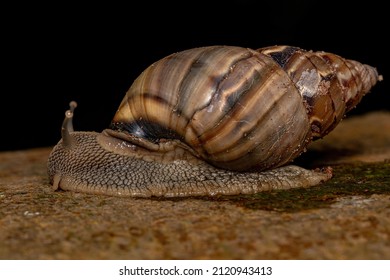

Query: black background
left=1, top=0, right=388, bottom=151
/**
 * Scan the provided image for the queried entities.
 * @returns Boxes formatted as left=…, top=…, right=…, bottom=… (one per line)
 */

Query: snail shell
left=47, top=45, right=381, bottom=197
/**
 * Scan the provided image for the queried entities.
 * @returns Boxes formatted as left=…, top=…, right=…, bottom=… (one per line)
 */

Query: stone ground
left=1, top=111, right=389, bottom=260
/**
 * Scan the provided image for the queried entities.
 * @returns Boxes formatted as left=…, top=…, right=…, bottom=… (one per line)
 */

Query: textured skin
left=47, top=132, right=332, bottom=197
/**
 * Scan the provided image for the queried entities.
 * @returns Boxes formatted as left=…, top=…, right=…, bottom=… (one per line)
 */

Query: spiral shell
left=109, top=45, right=380, bottom=171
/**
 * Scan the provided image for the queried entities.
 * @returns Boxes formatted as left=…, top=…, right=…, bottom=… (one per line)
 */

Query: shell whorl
left=258, top=46, right=380, bottom=137
left=110, top=45, right=380, bottom=171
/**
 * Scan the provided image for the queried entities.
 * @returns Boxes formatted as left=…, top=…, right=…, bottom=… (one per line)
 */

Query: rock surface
left=1, top=111, right=389, bottom=259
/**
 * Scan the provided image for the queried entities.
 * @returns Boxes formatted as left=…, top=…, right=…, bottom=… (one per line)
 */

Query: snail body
left=47, top=45, right=381, bottom=197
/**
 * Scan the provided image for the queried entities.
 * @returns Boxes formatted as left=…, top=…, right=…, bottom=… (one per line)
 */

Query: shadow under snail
left=47, top=45, right=382, bottom=197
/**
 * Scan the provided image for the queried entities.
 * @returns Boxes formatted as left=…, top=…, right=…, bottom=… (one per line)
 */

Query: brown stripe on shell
left=184, top=50, right=271, bottom=145
left=114, top=48, right=207, bottom=131
left=112, top=46, right=259, bottom=141
left=259, top=46, right=380, bottom=139
left=297, top=52, right=347, bottom=138
left=184, top=53, right=310, bottom=171
left=174, top=46, right=254, bottom=119
left=204, top=73, right=310, bottom=170
left=311, top=52, right=379, bottom=136
left=343, top=59, right=379, bottom=111
left=110, top=93, right=188, bottom=142
left=259, top=47, right=338, bottom=138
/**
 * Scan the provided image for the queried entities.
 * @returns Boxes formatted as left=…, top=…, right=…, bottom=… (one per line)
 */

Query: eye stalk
left=61, top=101, right=78, bottom=149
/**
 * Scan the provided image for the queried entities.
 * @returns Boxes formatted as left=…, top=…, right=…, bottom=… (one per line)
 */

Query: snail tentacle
left=61, top=101, right=78, bottom=149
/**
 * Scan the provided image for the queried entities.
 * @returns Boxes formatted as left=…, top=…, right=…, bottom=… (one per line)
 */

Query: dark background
left=1, top=0, right=388, bottom=151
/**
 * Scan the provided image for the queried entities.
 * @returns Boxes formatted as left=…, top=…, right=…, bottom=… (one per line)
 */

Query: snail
left=47, top=45, right=382, bottom=197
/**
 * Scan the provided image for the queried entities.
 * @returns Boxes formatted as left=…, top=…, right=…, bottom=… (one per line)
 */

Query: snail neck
left=98, top=129, right=203, bottom=164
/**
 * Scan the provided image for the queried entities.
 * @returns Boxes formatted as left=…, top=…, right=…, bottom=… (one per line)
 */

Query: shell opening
left=61, top=101, right=78, bottom=149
